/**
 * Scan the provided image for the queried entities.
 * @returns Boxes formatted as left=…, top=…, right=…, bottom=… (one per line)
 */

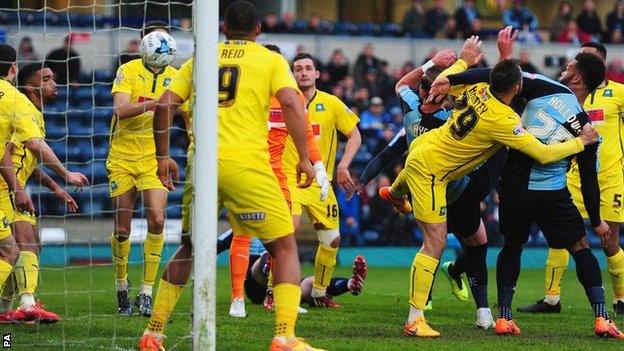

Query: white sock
left=115, top=279, right=128, bottom=291
left=311, top=287, right=326, bottom=298
left=544, top=295, right=560, bottom=305
left=408, top=305, right=424, bottom=323
left=140, top=283, right=153, bottom=296
left=19, top=294, right=36, bottom=309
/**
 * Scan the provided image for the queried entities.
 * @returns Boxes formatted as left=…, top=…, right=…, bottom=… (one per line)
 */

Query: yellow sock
left=313, top=244, right=337, bottom=294
left=147, top=279, right=181, bottom=335
left=390, top=169, right=409, bottom=198
left=14, top=251, right=38, bottom=295
left=1, top=272, right=16, bottom=303
left=607, top=248, right=624, bottom=300
left=143, top=232, right=165, bottom=287
left=0, top=260, right=12, bottom=294
left=111, top=233, right=131, bottom=282
left=273, top=283, right=300, bottom=339
left=409, top=252, right=439, bottom=310
left=544, top=248, right=569, bottom=297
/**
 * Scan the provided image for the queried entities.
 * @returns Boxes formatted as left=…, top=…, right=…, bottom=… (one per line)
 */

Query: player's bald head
left=224, top=1, right=260, bottom=39
left=580, top=42, right=607, bottom=62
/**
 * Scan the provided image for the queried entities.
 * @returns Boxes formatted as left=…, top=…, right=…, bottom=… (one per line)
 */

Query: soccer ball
left=140, top=31, right=177, bottom=68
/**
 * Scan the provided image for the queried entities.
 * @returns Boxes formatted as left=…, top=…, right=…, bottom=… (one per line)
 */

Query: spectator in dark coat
left=353, top=43, right=381, bottom=85
left=576, top=0, right=602, bottom=41
left=326, top=49, right=349, bottom=85
left=46, top=34, right=81, bottom=85
left=455, top=0, right=481, bottom=38
left=503, top=0, right=538, bottom=32
left=402, top=0, right=427, bottom=37
left=607, top=1, right=624, bottom=43
left=549, top=1, right=573, bottom=41
left=425, top=0, right=450, bottom=37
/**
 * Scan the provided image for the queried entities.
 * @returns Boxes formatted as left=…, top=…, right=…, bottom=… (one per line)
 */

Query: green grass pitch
left=0, top=264, right=620, bottom=350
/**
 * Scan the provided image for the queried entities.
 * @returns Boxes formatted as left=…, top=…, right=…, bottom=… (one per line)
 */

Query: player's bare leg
left=11, top=221, right=58, bottom=324
left=111, top=188, right=137, bottom=315
left=139, top=235, right=192, bottom=351
left=405, top=220, right=446, bottom=338
left=0, top=235, right=19, bottom=323
left=136, top=189, right=168, bottom=316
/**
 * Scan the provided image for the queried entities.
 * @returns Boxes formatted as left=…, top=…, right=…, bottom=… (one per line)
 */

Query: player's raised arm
left=497, top=25, right=518, bottom=62
left=276, top=87, right=315, bottom=188
left=113, top=91, right=158, bottom=120
left=21, top=138, right=88, bottom=187
left=395, top=49, right=457, bottom=93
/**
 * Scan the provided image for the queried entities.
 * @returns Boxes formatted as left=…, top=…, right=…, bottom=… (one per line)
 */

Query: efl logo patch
left=315, top=103, right=325, bottom=112
left=603, top=89, right=613, bottom=97
left=237, top=212, right=266, bottom=221
left=587, top=109, right=605, bottom=124
left=2, top=217, right=8, bottom=229
left=110, top=181, right=118, bottom=191
left=114, top=72, right=124, bottom=85
left=163, top=77, right=172, bottom=87
left=439, top=206, right=447, bottom=216
left=513, top=124, right=526, bottom=135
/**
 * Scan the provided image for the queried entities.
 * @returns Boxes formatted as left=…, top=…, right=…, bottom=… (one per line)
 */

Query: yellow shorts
left=569, top=165, right=624, bottom=223
left=218, top=159, right=293, bottom=242
left=404, top=146, right=448, bottom=224
left=181, top=154, right=194, bottom=235
left=0, top=189, right=36, bottom=226
left=106, top=156, right=168, bottom=197
left=290, top=184, right=339, bottom=230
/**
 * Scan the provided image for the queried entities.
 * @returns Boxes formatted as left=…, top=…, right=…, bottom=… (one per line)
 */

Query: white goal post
left=192, top=1, right=218, bottom=351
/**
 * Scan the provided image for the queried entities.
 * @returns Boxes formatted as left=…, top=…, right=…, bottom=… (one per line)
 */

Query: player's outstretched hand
left=67, top=172, right=89, bottom=188
left=346, top=182, right=364, bottom=200
left=594, top=220, right=612, bottom=245
left=337, top=166, right=355, bottom=190
left=157, top=157, right=178, bottom=191
left=580, top=123, right=599, bottom=146
left=314, top=162, right=330, bottom=201
left=13, top=188, right=35, bottom=214
left=426, top=77, right=451, bottom=104
left=296, top=158, right=316, bottom=189
left=432, top=49, right=457, bottom=68
left=54, top=188, right=79, bottom=213
left=497, top=25, right=518, bottom=61
left=460, top=35, right=483, bottom=67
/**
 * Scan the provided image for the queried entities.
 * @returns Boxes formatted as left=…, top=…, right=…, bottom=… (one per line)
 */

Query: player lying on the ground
left=109, top=21, right=188, bottom=317
left=518, top=42, right=624, bottom=317
left=348, top=44, right=503, bottom=329
left=429, top=28, right=623, bottom=339
left=139, top=2, right=324, bottom=351
left=218, top=231, right=367, bottom=308
left=227, top=43, right=329, bottom=318
left=396, top=31, right=598, bottom=338
left=0, top=61, right=87, bottom=324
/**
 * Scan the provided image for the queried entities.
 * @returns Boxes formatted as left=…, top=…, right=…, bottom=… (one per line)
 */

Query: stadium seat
left=357, top=23, right=381, bottom=36
left=381, top=23, right=402, bottom=37
left=332, top=22, right=356, bottom=36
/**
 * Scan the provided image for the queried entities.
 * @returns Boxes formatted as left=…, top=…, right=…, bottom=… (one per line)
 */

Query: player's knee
left=317, top=228, right=340, bottom=247
left=147, top=213, right=165, bottom=234
left=114, top=227, right=131, bottom=241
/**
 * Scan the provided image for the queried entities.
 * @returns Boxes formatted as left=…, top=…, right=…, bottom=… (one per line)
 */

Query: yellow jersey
left=282, top=90, right=359, bottom=182
left=571, top=80, right=624, bottom=176
left=110, top=58, right=187, bottom=161
left=414, top=82, right=585, bottom=182
left=217, top=40, right=298, bottom=164
left=0, top=79, right=45, bottom=189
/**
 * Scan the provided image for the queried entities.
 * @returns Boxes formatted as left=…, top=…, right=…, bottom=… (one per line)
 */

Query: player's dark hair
left=224, top=1, right=259, bottom=38
left=17, top=62, right=48, bottom=92
left=581, top=42, right=607, bottom=60
left=419, top=66, right=443, bottom=96
left=574, top=52, right=605, bottom=92
left=264, top=44, right=281, bottom=54
left=141, top=20, right=169, bottom=38
left=0, top=44, right=17, bottom=77
left=490, top=59, right=522, bottom=94
left=292, top=53, right=319, bottom=71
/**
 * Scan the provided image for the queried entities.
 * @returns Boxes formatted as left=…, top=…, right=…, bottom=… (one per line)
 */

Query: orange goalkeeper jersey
left=268, top=91, right=321, bottom=203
